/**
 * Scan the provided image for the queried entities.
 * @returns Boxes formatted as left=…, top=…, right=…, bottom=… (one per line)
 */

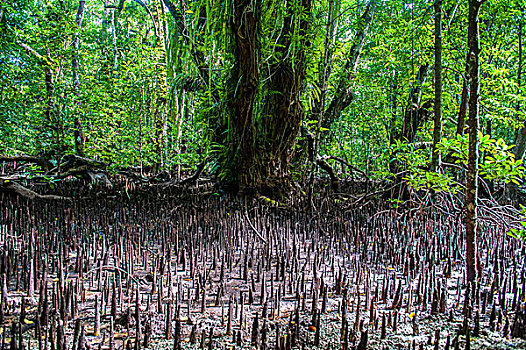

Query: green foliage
left=393, top=131, right=524, bottom=194
left=438, top=132, right=525, bottom=185
left=0, top=0, right=524, bottom=196
left=391, top=140, right=461, bottom=193
left=508, top=222, right=526, bottom=242
left=508, top=205, right=526, bottom=242
left=479, top=135, right=525, bottom=185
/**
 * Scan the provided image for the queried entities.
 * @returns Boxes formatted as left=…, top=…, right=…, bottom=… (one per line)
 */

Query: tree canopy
left=0, top=0, right=525, bottom=198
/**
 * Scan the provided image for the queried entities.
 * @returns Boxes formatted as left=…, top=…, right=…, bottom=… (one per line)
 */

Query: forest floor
left=0, top=178, right=525, bottom=349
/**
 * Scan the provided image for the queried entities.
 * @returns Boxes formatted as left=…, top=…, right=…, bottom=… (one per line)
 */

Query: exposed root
left=316, top=156, right=340, bottom=192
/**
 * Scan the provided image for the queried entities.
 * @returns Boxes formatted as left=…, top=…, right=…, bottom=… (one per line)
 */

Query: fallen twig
left=244, top=211, right=268, bottom=243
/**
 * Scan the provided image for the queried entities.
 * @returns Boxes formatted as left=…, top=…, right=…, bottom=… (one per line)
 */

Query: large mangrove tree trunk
left=255, top=0, right=312, bottom=194
left=226, top=0, right=260, bottom=189
left=223, top=0, right=312, bottom=195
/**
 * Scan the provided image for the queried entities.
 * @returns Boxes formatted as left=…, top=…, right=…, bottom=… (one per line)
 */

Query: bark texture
left=456, top=53, right=470, bottom=136
left=514, top=10, right=525, bottom=161
left=324, top=1, right=375, bottom=129
left=431, top=0, right=443, bottom=171
left=228, top=0, right=260, bottom=189
left=257, top=0, right=312, bottom=194
left=400, top=64, right=431, bottom=143
left=465, top=0, right=485, bottom=284
left=313, top=0, right=339, bottom=125
left=388, top=65, right=431, bottom=199
left=72, top=0, right=86, bottom=157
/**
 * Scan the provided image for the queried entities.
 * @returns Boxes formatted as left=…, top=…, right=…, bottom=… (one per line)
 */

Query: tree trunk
left=18, top=43, right=58, bottom=157
left=72, top=0, right=86, bottom=157
left=465, top=0, right=485, bottom=284
left=226, top=0, right=260, bottom=190
left=388, top=71, right=399, bottom=146
left=400, top=64, right=430, bottom=143
left=513, top=9, right=525, bottom=161
left=102, top=0, right=109, bottom=27
left=164, top=3, right=187, bottom=178
left=225, top=0, right=313, bottom=194
left=324, top=1, right=376, bottom=129
left=505, top=6, right=525, bottom=201
left=162, top=0, right=221, bottom=144
left=448, top=0, right=469, bottom=137
left=111, top=9, right=118, bottom=72
left=153, top=0, right=168, bottom=170
left=305, top=0, right=340, bottom=196
left=388, top=64, right=431, bottom=199
left=45, top=64, right=55, bottom=127
left=313, top=0, right=339, bottom=127
left=431, top=0, right=442, bottom=171
left=456, top=53, right=470, bottom=136
left=255, top=0, right=312, bottom=194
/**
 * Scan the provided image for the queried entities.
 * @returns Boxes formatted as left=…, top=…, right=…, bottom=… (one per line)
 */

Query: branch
left=117, top=0, right=158, bottom=38
left=412, top=141, right=432, bottom=150
left=348, top=183, right=397, bottom=208
left=316, top=156, right=340, bottom=192
left=446, top=116, right=458, bottom=126
left=179, top=158, right=209, bottom=185
left=0, top=178, right=70, bottom=201
left=325, top=155, right=370, bottom=180
left=244, top=212, right=267, bottom=243
left=0, top=155, right=53, bottom=170
left=324, top=1, right=376, bottom=127
left=17, top=42, right=54, bottom=67
left=442, top=161, right=465, bottom=171
left=61, top=154, right=107, bottom=167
